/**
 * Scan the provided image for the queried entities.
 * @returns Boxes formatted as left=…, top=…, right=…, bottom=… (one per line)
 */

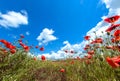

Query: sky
left=0, top=0, right=120, bottom=60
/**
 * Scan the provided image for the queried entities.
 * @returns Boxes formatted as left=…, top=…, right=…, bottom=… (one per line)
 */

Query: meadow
left=0, top=15, right=120, bottom=81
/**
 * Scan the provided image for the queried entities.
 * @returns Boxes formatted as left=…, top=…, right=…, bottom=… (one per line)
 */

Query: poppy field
left=0, top=15, right=120, bottom=81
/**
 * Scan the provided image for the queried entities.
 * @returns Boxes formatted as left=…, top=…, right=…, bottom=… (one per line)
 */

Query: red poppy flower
left=106, top=46, right=113, bottom=49
left=95, top=38, right=103, bottom=43
left=5, top=43, right=16, bottom=50
left=35, top=46, right=39, bottom=48
left=87, top=55, right=92, bottom=59
left=60, top=68, right=65, bottom=72
left=70, top=50, right=74, bottom=54
left=18, top=39, right=22, bottom=42
left=106, top=57, right=120, bottom=68
left=111, top=38, right=115, bottom=43
left=114, top=30, right=120, bottom=37
left=0, top=39, right=7, bottom=44
left=90, top=41, right=96, bottom=44
left=84, top=44, right=90, bottom=50
left=76, top=56, right=80, bottom=60
left=115, top=36, right=120, bottom=41
left=20, top=34, right=24, bottom=38
left=105, top=24, right=120, bottom=32
left=3, top=50, right=8, bottom=54
left=40, top=47, right=44, bottom=51
left=70, top=60, right=74, bottom=64
left=84, top=36, right=90, bottom=40
left=64, top=50, right=68, bottom=53
left=23, top=45, right=30, bottom=52
left=86, top=60, right=91, bottom=64
left=104, top=15, right=120, bottom=24
left=10, top=49, right=16, bottom=54
left=33, top=57, right=37, bottom=61
left=41, top=55, right=46, bottom=61
left=87, top=50, right=94, bottom=55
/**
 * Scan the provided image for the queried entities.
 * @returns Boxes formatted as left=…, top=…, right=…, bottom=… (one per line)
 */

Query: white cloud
left=0, top=11, right=28, bottom=28
left=26, top=31, right=30, bottom=35
left=37, top=28, right=57, bottom=45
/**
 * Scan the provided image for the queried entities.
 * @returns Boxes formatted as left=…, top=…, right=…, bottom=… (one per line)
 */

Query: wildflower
left=35, top=46, right=39, bottom=48
left=95, top=38, right=103, bottom=43
left=84, top=36, right=90, bottom=40
left=113, top=30, right=120, bottom=41
left=23, top=45, right=30, bottom=52
left=20, top=34, right=24, bottom=38
left=87, top=50, right=94, bottom=55
left=76, top=56, right=80, bottom=60
left=106, top=46, right=113, bottom=49
left=10, top=49, right=16, bottom=54
left=104, top=15, right=120, bottom=24
left=87, top=55, right=92, bottom=59
left=40, top=47, right=44, bottom=51
left=111, top=38, right=115, bottom=43
left=60, top=68, right=65, bottom=72
left=0, top=39, right=7, bottom=44
left=70, top=50, right=74, bottom=54
left=70, top=60, right=74, bottom=64
left=33, top=57, right=37, bottom=61
left=84, top=44, right=90, bottom=50
left=105, top=24, right=120, bottom=32
left=114, top=30, right=120, bottom=37
left=41, top=55, right=46, bottom=61
left=106, top=56, right=120, bottom=68
left=18, top=39, right=22, bottom=42
left=64, top=50, right=68, bottom=53
left=86, top=60, right=91, bottom=64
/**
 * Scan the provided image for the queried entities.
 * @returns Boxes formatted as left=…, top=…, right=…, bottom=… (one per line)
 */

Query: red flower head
left=86, top=60, right=91, bottom=64
left=95, top=38, right=103, bottom=43
left=87, top=50, right=94, bottom=55
left=104, top=15, right=120, bottom=24
left=60, top=68, right=65, bottom=72
left=106, top=24, right=120, bottom=33
left=106, top=57, right=120, bottom=68
left=84, top=44, right=90, bottom=50
left=84, top=36, right=90, bottom=40
left=20, top=34, right=24, bottom=38
left=23, top=45, right=30, bottom=52
left=114, top=30, right=120, bottom=37
left=87, top=55, right=92, bottom=59
left=18, top=39, right=22, bottom=42
left=113, top=30, right=120, bottom=41
left=106, top=46, right=113, bottom=49
left=76, top=56, right=80, bottom=60
left=70, top=50, right=74, bottom=54
left=64, top=50, right=68, bottom=53
left=40, top=47, right=44, bottom=51
left=10, top=49, right=16, bottom=54
left=0, top=39, right=7, bottom=44
left=70, top=60, right=74, bottom=64
left=111, top=38, right=115, bottom=43
left=41, top=55, right=46, bottom=61
left=33, top=57, right=37, bottom=61
left=35, top=46, right=39, bottom=48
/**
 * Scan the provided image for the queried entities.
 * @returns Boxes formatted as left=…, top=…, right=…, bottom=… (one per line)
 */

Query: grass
left=0, top=49, right=120, bottom=81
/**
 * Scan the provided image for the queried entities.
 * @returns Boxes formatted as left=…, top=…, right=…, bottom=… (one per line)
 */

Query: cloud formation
left=0, top=11, right=28, bottom=28
left=37, top=28, right=57, bottom=45
left=36, top=0, right=120, bottom=60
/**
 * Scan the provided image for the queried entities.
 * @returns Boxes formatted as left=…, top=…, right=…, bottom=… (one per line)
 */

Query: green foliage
left=0, top=49, right=120, bottom=81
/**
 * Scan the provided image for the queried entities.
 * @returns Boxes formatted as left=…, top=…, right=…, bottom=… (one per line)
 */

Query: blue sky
left=0, top=0, right=112, bottom=59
